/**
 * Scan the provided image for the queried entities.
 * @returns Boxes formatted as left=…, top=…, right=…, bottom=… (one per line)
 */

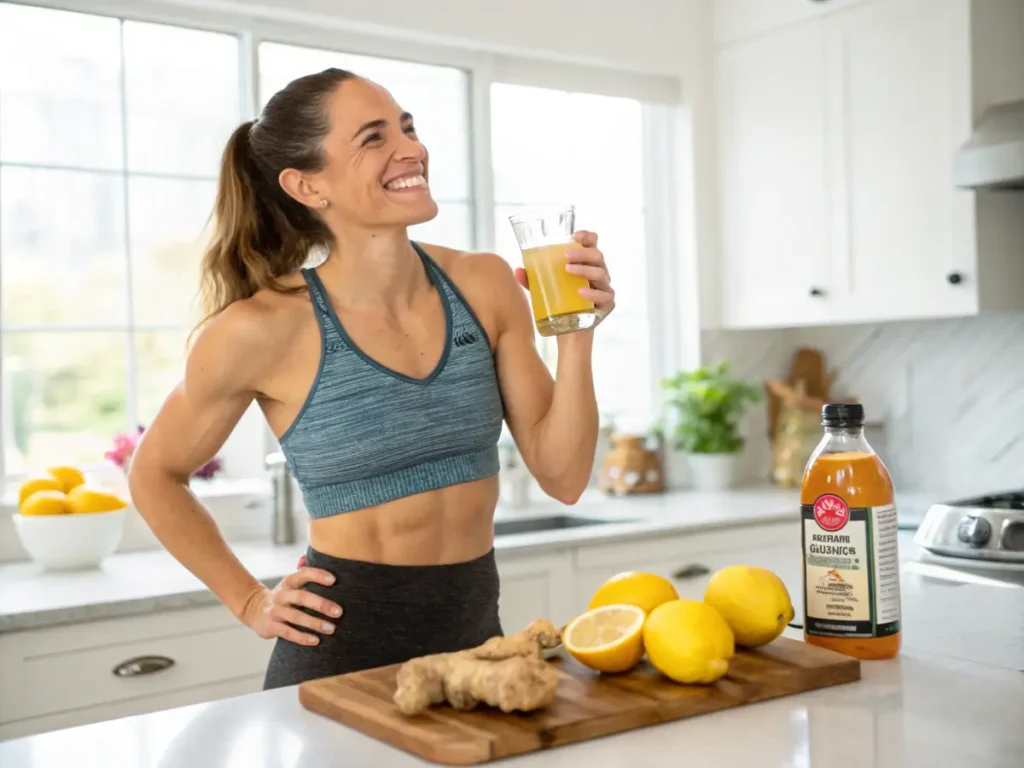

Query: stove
left=914, top=490, right=1024, bottom=564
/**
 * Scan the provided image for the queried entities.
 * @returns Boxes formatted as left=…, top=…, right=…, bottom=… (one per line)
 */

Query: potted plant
left=659, top=362, right=762, bottom=491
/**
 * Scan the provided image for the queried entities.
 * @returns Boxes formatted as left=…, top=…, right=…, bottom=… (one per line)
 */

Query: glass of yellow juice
left=508, top=205, right=596, bottom=337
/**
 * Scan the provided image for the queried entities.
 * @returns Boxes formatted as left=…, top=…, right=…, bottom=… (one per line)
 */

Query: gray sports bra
left=277, top=243, right=504, bottom=518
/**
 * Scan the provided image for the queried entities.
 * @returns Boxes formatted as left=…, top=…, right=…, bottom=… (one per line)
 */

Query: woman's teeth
left=385, top=174, right=426, bottom=190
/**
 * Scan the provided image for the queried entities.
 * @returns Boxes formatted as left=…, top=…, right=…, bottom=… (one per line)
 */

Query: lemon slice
left=563, top=604, right=646, bottom=674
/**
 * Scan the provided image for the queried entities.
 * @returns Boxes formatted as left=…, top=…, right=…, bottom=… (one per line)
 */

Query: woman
left=128, top=68, right=615, bottom=690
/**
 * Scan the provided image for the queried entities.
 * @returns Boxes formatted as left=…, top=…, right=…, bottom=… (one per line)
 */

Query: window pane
left=123, top=22, right=241, bottom=176
left=136, top=330, right=188, bottom=425
left=0, top=4, right=123, bottom=169
left=490, top=84, right=644, bottom=206
left=1, top=167, right=127, bottom=326
left=1, top=332, right=127, bottom=472
left=491, top=84, right=652, bottom=423
left=129, top=177, right=215, bottom=327
left=410, top=203, right=474, bottom=252
left=257, top=42, right=472, bottom=201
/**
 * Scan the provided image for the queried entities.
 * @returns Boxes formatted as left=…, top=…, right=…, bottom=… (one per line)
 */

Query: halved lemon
left=563, top=604, right=646, bottom=674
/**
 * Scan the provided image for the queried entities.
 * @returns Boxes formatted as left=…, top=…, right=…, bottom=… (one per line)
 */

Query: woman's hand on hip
left=241, top=566, right=342, bottom=646
left=513, top=230, right=615, bottom=324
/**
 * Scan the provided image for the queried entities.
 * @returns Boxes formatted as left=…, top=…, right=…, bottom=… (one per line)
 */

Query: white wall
left=705, top=312, right=1024, bottom=499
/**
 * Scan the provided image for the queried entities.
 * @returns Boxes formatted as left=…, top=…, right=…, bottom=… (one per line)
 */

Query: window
left=257, top=42, right=475, bottom=253
left=0, top=1, right=673, bottom=493
left=0, top=3, right=242, bottom=473
left=490, top=83, right=656, bottom=428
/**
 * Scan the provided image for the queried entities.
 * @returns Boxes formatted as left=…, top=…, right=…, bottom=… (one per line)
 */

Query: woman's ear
left=278, top=168, right=324, bottom=210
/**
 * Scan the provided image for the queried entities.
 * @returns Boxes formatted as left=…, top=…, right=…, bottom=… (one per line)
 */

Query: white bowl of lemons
left=13, top=466, right=130, bottom=571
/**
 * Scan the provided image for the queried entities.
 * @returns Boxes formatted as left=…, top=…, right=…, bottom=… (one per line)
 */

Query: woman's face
left=305, top=77, right=438, bottom=230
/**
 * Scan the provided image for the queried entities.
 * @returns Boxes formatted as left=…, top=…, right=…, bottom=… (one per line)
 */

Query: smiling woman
left=125, top=64, right=615, bottom=691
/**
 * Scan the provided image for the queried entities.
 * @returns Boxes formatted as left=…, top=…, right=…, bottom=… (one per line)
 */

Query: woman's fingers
left=514, top=266, right=529, bottom=289
left=271, top=604, right=335, bottom=636
left=283, top=587, right=343, bottom=619
left=275, top=621, right=321, bottom=646
left=565, top=263, right=609, bottom=285
left=579, top=287, right=615, bottom=304
left=284, top=567, right=335, bottom=589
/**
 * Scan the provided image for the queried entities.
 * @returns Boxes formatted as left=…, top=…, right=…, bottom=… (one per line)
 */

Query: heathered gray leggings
left=262, top=546, right=503, bottom=689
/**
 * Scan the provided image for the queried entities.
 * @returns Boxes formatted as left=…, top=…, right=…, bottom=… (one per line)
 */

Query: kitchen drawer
left=0, top=606, right=273, bottom=724
left=715, top=0, right=872, bottom=45
left=572, top=522, right=797, bottom=571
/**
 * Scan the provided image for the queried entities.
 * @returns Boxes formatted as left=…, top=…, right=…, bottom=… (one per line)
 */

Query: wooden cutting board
left=298, top=637, right=860, bottom=766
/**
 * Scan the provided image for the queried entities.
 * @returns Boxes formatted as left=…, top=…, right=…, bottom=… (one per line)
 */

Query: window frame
left=0, top=0, right=681, bottom=532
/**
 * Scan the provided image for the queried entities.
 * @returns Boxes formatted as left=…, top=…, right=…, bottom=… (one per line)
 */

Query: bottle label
left=801, top=494, right=901, bottom=638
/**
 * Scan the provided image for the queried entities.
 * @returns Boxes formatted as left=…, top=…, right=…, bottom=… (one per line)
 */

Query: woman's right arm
left=127, top=304, right=341, bottom=646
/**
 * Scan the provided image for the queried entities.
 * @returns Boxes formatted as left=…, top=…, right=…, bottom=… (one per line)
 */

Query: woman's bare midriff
left=306, top=475, right=501, bottom=565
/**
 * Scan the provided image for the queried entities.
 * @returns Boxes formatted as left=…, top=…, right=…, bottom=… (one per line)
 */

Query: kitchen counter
left=0, top=486, right=804, bottom=633
left=2, top=564, right=1020, bottom=767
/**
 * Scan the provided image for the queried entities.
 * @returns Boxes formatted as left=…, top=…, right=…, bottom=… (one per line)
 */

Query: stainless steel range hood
left=953, top=99, right=1024, bottom=191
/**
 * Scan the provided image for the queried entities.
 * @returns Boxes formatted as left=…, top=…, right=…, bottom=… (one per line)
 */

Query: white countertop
left=0, top=487, right=807, bottom=633
left=2, top=563, right=1020, bottom=768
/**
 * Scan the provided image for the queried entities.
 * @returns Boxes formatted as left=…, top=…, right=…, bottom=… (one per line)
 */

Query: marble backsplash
left=703, top=313, right=1024, bottom=498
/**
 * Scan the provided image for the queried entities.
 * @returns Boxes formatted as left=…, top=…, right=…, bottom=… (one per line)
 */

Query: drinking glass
left=509, top=205, right=596, bottom=337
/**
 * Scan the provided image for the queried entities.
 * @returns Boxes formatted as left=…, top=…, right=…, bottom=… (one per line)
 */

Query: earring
left=319, top=198, right=329, bottom=208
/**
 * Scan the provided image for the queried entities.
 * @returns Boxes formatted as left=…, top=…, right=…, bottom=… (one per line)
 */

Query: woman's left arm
left=487, top=230, right=615, bottom=504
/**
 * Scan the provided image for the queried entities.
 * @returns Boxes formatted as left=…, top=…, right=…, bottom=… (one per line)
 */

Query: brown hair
left=196, top=67, right=357, bottom=328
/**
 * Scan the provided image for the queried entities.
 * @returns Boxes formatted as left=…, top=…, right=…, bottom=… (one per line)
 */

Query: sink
left=494, top=515, right=623, bottom=537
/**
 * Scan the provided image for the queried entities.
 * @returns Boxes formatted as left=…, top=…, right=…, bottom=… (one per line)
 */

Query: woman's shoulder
left=190, top=279, right=311, bottom=373
left=417, top=243, right=517, bottom=289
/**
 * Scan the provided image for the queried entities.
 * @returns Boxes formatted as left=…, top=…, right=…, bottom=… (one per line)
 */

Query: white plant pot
left=685, top=453, right=739, bottom=491
left=664, top=449, right=691, bottom=490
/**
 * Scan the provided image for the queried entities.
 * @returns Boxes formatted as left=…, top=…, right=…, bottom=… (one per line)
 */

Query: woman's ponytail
left=195, top=67, right=355, bottom=331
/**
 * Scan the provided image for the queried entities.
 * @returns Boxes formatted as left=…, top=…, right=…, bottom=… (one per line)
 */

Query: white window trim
left=1, top=0, right=683, bottom=552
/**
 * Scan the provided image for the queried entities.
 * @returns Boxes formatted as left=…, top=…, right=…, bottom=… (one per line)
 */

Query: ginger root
left=393, top=619, right=563, bottom=716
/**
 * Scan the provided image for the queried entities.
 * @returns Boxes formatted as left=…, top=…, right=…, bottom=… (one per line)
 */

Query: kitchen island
left=2, top=559, right=1021, bottom=768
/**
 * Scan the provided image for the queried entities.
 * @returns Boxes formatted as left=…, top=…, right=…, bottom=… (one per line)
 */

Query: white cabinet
left=711, top=0, right=1024, bottom=330
left=0, top=606, right=271, bottom=741
left=715, top=19, right=832, bottom=329
left=495, top=549, right=575, bottom=633
left=825, top=0, right=977, bottom=322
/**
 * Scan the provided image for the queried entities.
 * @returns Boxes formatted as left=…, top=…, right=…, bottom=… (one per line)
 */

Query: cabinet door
left=715, top=21, right=833, bottom=329
left=496, top=550, right=575, bottom=634
left=828, top=0, right=975, bottom=322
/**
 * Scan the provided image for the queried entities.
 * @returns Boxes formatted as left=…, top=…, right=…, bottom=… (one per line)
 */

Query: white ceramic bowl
left=13, top=509, right=126, bottom=571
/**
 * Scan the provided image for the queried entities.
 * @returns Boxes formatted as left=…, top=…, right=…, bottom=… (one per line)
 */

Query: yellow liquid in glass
left=521, top=242, right=594, bottom=323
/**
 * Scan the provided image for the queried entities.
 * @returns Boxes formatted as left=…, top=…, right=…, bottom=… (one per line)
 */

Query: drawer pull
left=112, top=655, right=175, bottom=678
left=672, top=564, right=711, bottom=580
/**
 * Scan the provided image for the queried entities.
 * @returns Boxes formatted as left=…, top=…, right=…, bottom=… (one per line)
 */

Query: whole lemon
left=643, top=599, right=735, bottom=685
left=703, top=565, right=795, bottom=648
left=588, top=571, right=679, bottom=616
left=46, top=465, right=86, bottom=493
left=20, top=490, right=73, bottom=516
left=18, top=474, right=64, bottom=507
left=66, top=485, right=129, bottom=514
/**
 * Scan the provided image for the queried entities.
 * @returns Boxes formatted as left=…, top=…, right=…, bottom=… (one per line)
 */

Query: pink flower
left=106, top=425, right=222, bottom=480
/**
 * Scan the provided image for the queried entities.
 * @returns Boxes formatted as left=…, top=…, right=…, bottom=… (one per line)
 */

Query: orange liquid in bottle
left=800, top=406, right=901, bottom=660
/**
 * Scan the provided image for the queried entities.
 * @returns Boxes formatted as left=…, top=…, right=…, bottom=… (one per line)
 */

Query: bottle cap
left=822, top=402, right=865, bottom=428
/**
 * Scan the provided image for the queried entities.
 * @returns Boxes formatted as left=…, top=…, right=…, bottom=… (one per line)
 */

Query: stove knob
left=957, top=516, right=991, bottom=547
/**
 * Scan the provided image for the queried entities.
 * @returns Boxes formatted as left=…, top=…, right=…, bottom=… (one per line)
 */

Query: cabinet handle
left=946, top=271, right=964, bottom=285
left=672, top=564, right=711, bottom=580
left=112, top=655, right=175, bottom=678
left=809, top=287, right=826, bottom=298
